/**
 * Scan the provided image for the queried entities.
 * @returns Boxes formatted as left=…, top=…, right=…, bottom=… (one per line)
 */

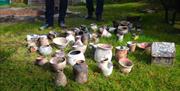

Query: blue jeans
left=86, top=0, right=104, bottom=16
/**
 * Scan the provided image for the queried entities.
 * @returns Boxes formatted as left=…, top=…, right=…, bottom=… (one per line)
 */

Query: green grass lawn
left=0, top=2, right=180, bottom=91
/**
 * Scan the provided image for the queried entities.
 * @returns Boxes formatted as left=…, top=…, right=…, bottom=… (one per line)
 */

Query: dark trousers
left=86, top=0, right=104, bottom=16
left=45, top=0, right=68, bottom=26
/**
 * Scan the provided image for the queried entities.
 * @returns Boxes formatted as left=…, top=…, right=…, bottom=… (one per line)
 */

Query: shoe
left=85, top=15, right=93, bottom=20
left=59, top=21, right=66, bottom=28
left=39, top=24, right=53, bottom=30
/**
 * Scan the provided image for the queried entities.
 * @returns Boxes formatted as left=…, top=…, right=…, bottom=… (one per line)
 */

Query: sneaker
left=39, top=24, right=53, bottom=30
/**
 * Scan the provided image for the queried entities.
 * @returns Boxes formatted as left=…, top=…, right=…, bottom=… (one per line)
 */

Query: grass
left=0, top=2, right=180, bottom=91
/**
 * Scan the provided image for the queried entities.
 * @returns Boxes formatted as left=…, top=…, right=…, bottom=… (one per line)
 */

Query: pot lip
left=96, top=44, right=113, bottom=50
left=116, top=46, right=129, bottom=50
left=68, top=50, right=82, bottom=56
left=53, top=37, right=68, bottom=46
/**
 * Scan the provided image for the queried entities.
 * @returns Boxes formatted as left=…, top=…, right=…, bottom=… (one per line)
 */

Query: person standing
left=85, top=0, right=104, bottom=21
left=40, top=0, right=68, bottom=30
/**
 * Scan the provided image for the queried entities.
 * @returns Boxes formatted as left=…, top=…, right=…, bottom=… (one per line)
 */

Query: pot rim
left=116, top=46, right=129, bottom=50
left=68, top=50, right=82, bottom=56
left=96, top=44, right=113, bottom=50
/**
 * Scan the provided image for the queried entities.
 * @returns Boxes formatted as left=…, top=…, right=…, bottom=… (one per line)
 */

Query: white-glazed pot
left=98, top=58, right=113, bottom=77
left=50, top=57, right=66, bottom=71
left=67, top=50, right=85, bottom=66
left=39, top=45, right=52, bottom=55
left=94, top=44, right=113, bottom=62
left=53, top=37, right=69, bottom=49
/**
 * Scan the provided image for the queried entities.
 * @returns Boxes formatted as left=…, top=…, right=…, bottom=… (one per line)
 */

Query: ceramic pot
left=72, top=45, right=87, bottom=53
left=90, top=33, right=99, bottom=43
left=90, top=23, right=98, bottom=32
left=117, top=26, right=129, bottom=35
left=73, top=60, right=88, bottom=84
left=55, top=70, right=67, bottom=87
left=127, top=41, right=136, bottom=52
left=53, top=37, right=69, bottom=49
left=98, top=58, right=113, bottom=77
left=48, top=31, right=59, bottom=40
left=99, top=27, right=112, bottom=37
left=81, top=32, right=89, bottom=45
left=115, top=46, right=129, bottom=60
left=35, top=56, right=48, bottom=66
left=39, top=45, right=52, bottom=55
left=54, top=50, right=65, bottom=58
left=94, top=44, right=113, bottom=62
left=67, top=50, right=85, bottom=66
left=50, top=57, right=66, bottom=71
left=74, top=36, right=84, bottom=46
left=118, top=58, right=133, bottom=74
left=117, top=34, right=124, bottom=42
left=38, top=37, right=49, bottom=46
left=66, top=31, right=75, bottom=43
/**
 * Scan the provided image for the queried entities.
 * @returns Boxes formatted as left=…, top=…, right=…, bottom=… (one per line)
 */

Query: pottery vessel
left=67, top=50, right=85, bottom=66
left=38, top=37, right=49, bottom=46
left=28, top=41, right=38, bottom=52
left=74, top=36, right=84, bottom=46
left=72, top=45, right=87, bottom=53
left=54, top=50, right=65, bottom=58
left=90, top=23, right=98, bottom=32
left=66, top=31, right=75, bottom=43
left=127, top=41, right=136, bottom=52
left=53, top=37, right=69, bottom=49
left=73, top=60, right=88, bottom=84
left=117, top=25, right=129, bottom=34
left=48, top=31, right=59, bottom=40
left=81, top=32, right=89, bottom=45
left=90, top=33, right=99, bottom=43
left=35, top=56, right=48, bottom=66
left=118, top=58, right=133, bottom=74
left=50, top=57, right=66, bottom=71
left=94, top=44, right=113, bottom=62
left=99, top=27, right=112, bottom=37
left=117, top=34, right=124, bottom=42
left=55, top=70, right=67, bottom=87
left=98, top=58, right=113, bottom=77
left=39, top=45, right=52, bottom=55
left=137, top=42, right=151, bottom=49
left=115, top=46, right=129, bottom=60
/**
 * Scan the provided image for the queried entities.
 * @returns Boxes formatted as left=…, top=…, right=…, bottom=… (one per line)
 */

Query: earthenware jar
left=35, top=56, right=48, bottom=66
left=53, top=37, right=69, bottom=49
left=55, top=70, right=67, bottom=87
left=72, top=45, right=87, bottom=53
left=73, top=60, right=88, bottom=84
left=66, top=31, right=75, bottom=43
left=38, top=37, right=49, bottom=46
left=118, top=58, right=133, bottom=74
left=50, top=57, right=66, bottom=71
left=127, top=41, right=136, bottom=52
left=98, top=58, right=113, bottom=77
left=39, top=45, right=52, bottom=55
left=67, top=50, right=85, bottom=66
left=115, top=46, right=129, bottom=60
left=74, top=36, right=83, bottom=46
left=94, top=44, right=113, bottom=62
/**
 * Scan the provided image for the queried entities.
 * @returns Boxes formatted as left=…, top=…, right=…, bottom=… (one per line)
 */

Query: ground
left=0, top=2, right=180, bottom=91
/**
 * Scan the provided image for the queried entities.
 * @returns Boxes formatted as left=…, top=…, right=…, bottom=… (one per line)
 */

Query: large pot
left=94, top=44, right=113, bottom=62
left=67, top=50, right=85, bottom=66
left=39, top=45, right=52, bottom=55
left=53, top=37, right=69, bottom=49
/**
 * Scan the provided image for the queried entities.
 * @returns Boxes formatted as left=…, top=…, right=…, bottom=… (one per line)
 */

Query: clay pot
left=67, top=50, right=85, bottom=66
left=55, top=70, right=67, bottom=87
left=39, top=45, right=52, bottom=55
left=118, top=58, right=133, bottom=74
left=38, top=37, right=49, bottom=46
left=48, top=31, right=59, bottom=40
left=74, top=36, right=84, bottom=46
left=115, top=46, right=129, bottom=60
left=73, top=60, right=88, bottom=84
left=117, top=34, right=124, bottom=42
left=117, top=26, right=129, bottom=35
left=54, top=50, right=65, bottom=58
left=66, top=31, right=75, bottom=43
left=94, top=44, right=113, bottom=62
left=90, top=33, right=99, bottom=43
left=81, top=32, right=89, bottom=45
left=90, top=23, right=98, bottom=32
left=127, top=41, right=136, bottom=52
left=53, top=37, right=69, bottom=49
left=72, top=45, right=87, bottom=53
left=99, top=27, right=112, bottom=37
left=50, top=57, right=66, bottom=71
left=35, top=56, right=48, bottom=66
left=98, top=58, right=113, bottom=77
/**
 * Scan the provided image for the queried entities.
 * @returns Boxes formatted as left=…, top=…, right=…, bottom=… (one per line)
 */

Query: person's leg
left=85, top=0, right=94, bottom=19
left=59, top=0, right=68, bottom=27
left=45, top=0, right=54, bottom=26
left=40, top=0, right=54, bottom=30
left=96, top=0, right=104, bottom=21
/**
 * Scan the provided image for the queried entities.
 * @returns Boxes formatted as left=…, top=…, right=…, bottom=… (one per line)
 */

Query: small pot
left=50, top=57, right=66, bottom=71
left=94, top=44, right=113, bottom=62
left=35, top=56, right=48, bottom=66
left=55, top=70, right=67, bottom=87
left=115, top=46, right=129, bottom=61
left=39, top=45, right=52, bottom=55
left=73, top=60, right=88, bottom=84
left=118, top=58, right=133, bottom=74
left=53, top=37, right=69, bottom=49
left=67, top=50, right=85, bottom=66
left=127, top=41, right=136, bottom=52
left=98, top=58, right=113, bottom=77
left=38, top=37, right=49, bottom=46
left=117, top=34, right=124, bottom=42
left=72, top=45, right=87, bottom=53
